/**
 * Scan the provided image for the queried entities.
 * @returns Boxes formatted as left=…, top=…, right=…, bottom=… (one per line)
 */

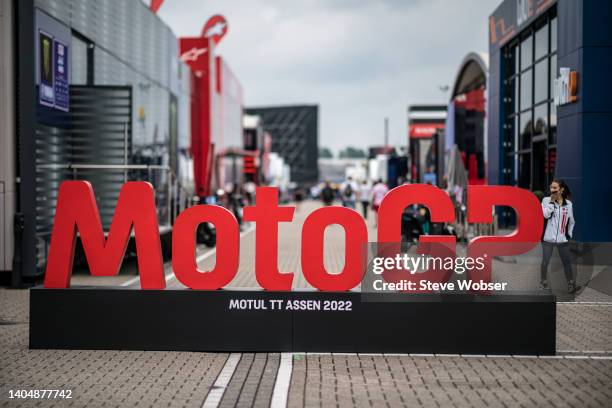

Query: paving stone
left=282, top=354, right=612, bottom=407
left=0, top=304, right=227, bottom=408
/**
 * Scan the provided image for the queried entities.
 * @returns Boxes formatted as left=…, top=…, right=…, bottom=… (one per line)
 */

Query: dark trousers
left=540, top=242, right=574, bottom=283
left=361, top=201, right=369, bottom=219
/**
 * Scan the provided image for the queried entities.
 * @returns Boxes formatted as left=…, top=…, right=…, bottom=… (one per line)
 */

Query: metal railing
left=37, top=163, right=192, bottom=230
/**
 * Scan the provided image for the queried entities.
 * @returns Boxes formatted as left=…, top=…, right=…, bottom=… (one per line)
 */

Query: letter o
left=172, top=205, right=239, bottom=289
left=301, top=207, right=367, bottom=291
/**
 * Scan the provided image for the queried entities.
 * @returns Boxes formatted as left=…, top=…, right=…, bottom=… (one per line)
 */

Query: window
left=519, top=153, right=531, bottom=188
left=514, top=116, right=519, bottom=152
left=520, top=69, right=532, bottom=111
left=502, top=8, right=557, bottom=193
left=514, top=77, right=520, bottom=113
left=71, top=31, right=94, bottom=85
left=71, top=34, right=88, bottom=85
left=549, top=54, right=557, bottom=100
left=534, top=60, right=548, bottom=103
left=551, top=17, right=557, bottom=52
left=549, top=100, right=557, bottom=145
left=534, top=104, right=548, bottom=137
left=535, top=24, right=548, bottom=61
left=520, top=111, right=532, bottom=149
left=520, top=35, right=532, bottom=71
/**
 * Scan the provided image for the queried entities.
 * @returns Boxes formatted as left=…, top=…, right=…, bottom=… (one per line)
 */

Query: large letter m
left=43, top=181, right=165, bottom=289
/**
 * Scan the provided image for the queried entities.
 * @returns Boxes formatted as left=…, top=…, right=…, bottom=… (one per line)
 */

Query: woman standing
left=540, top=179, right=576, bottom=293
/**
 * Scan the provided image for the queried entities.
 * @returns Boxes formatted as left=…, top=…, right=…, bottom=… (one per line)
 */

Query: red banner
left=409, top=123, right=444, bottom=138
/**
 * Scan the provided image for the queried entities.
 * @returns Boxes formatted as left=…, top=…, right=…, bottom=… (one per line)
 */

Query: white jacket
left=340, top=181, right=359, bottom=201
left=542, top=196, right=575, bottom=243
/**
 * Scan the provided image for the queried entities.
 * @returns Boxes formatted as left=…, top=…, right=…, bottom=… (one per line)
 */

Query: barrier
left=30, top=288, right=556, bottom=355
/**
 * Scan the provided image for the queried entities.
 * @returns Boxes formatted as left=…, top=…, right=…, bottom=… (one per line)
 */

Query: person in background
left=310, top=184, right=321, bottom=200
left=540, top=179, right=576, bottom=293
left=227, top=183, right=244, bottom=229
left=243, top=181, right=256, bottom=205
left=371, top=179, right=389, bottom=226
left=293, top=187, right=304, bottom=211
left=359, top=180, right=372, bottom=220
left=416, top=206, right=431, bottom=235
left=321, top=181, right=335, bottom=206
left=340, top=176, right=359, bottom=209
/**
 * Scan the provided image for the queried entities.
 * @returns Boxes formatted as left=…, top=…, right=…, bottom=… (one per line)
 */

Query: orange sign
left=554, top=68, right=578, bottom=106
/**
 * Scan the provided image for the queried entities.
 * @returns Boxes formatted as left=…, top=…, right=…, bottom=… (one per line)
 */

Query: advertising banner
left=37, top=30, right=70, bottom=112
left=53, top=39, right=69, bottom=112
left=38, top=30, right=54, bottom=108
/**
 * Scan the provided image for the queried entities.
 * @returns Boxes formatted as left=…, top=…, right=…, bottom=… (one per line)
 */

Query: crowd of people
left=318, top=177, right=389, bottom=223
left=316, top=177, right=444, bottom=238
left=317, top=177, right=449, bottom=239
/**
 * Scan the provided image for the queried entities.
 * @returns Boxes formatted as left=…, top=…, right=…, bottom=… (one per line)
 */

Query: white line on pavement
left=195, top=224, right=255, bottom=265
left=119, top=273, right=144, bottom=288
left=202, top=353, right=242, bottom=408
left=120, top=224, right=255, bottom=288
left=119, top=260, right=177, bottom=288
left=557, top=302, right=612, bottom=306
left=270, top=353, right=293, bottom=408
left=119, top=265, right=177, bottom=288
left=563, top=355, right=612, bottom=360
left=195, top=247, right=217, bottom=265
left=557, top=350, right=612, bottom=354
left=296, top=352, right=612, bottom=360
left=240, top=224, right=256, bottom=237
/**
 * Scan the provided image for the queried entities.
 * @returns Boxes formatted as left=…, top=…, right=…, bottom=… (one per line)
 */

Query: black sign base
left=30, top=288, right=556, bottom=355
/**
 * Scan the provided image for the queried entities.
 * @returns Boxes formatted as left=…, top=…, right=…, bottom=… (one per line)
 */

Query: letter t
left=243, top=187, right=295, bottom=290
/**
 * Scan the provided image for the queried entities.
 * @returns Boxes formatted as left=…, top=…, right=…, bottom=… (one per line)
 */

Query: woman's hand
left=551, top=192, right=561, bottom=204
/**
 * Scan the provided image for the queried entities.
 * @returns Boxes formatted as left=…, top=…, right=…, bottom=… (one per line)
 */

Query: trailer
left=180, top=34, right=244, bottom=199
left=4, top=0, right=195, bottom=285
left=407, top=105, right=447, bottom=185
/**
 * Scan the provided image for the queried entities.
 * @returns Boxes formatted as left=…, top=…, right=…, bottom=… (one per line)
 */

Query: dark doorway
left=532, top=140, right=547, bottom=192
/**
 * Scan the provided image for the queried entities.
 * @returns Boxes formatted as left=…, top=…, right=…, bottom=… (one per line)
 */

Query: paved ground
left=1, top=200, right=611, bottom=407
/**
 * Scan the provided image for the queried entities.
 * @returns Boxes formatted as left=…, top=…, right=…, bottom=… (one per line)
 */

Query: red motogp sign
left=43, top=182, right=543, bottom=291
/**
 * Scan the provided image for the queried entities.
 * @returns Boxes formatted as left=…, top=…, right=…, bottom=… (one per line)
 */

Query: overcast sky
left=158, top=0, right=498, bottom=153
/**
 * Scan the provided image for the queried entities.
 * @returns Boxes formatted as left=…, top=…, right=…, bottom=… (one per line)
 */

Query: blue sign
left=53, top=39, right=69, bottom=112
left=38, top=30, right=54, bottom=108
left=38, top=29, right=70, bottom=112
